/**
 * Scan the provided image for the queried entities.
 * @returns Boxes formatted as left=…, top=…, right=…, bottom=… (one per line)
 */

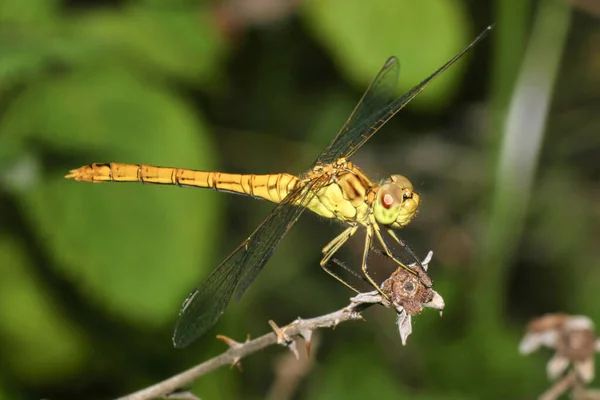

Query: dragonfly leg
left=385, top=229, right=425, bottom=268
left=361, top=225, right=389, bottom=300
left=369, top=217, right=415, bottom=275
left=330, top=257, right=368, bottom=282
left=321, top=258, right=362, bottom=294
left=320, top=225, right=358, bottom=264
left=386, top=229, right=432, bottom=287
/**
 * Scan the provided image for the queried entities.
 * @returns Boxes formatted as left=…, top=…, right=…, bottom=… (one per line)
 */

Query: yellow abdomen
left=66, top=162, right=374, bottom=225
left=66, top=163, right=298, bottom=203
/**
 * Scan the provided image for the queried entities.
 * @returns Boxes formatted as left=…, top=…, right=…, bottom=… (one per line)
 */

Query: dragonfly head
left=373, top=175, right=420, bottom=228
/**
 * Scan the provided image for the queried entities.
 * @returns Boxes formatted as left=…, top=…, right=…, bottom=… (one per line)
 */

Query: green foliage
left=309, top=346, right=408, bottom=399
left=70, top=7, right=226, bottom=84
left=303, top=0, right=470, bottom=109
left=0, top=239, right=88, bottom=381
left=0, top=0, right=59, bottom=23
left=0, top=0, right=227, bottom=392
left=2, top=68, right=221, bottom=324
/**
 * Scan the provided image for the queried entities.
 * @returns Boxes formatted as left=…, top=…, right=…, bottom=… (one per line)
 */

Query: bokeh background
left=1, top=0, right=599, bottom=399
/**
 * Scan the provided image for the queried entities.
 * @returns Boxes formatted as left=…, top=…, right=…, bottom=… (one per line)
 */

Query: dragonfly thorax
left=372, top=174, right=420, bottom=229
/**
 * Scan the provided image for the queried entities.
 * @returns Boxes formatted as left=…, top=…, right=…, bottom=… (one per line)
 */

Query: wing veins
left=315, top=26, right=491, bottom=165
left=172, top=177, right=322, bottom=348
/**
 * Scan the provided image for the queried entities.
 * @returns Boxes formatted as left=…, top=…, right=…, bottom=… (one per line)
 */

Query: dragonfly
left=66, top=26, right=491, bottom=348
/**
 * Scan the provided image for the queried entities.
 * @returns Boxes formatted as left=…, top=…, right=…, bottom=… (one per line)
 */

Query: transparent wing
left=172, top=179, right=320, bottom=348
left=315, top=56, right=399, bottom=166
left=315, top=26, right=491, bottom=165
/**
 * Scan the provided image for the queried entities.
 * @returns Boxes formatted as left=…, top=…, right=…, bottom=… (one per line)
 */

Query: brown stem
left=116, top=300, right=374, bottom=400
left=539, top=371, right=577, bottom=400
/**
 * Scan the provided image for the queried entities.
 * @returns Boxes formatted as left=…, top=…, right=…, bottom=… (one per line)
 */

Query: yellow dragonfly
left=66, top=26, right=491, bottom=348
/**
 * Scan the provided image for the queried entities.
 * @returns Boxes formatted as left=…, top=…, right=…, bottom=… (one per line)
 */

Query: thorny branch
left=117, top=305, right=365, bottom=400
left=117, top=252, right=444, bottom=400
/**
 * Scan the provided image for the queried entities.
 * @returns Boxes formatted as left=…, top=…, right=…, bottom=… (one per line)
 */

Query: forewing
left=315, top=26, right=491, bottom=165
left=172, top=180, right=319, bottom=348
left=315, top=56, right=399, bottom=166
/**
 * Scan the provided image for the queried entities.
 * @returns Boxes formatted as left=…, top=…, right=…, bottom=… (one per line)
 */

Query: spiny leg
left=321, top=257, right=366, bottom=294
left=369, top=215, right=416, bottom=276
left=330, top=257, right=368, bottom=283
left=386, top=228, right=433, bottom=287
left=361, top=225, right=389, bottom=299
left=319, top=225, right=359, bottom=293
left=386, top=229, right=426, bottom=271
left=320, top=225, right=358, bottom=265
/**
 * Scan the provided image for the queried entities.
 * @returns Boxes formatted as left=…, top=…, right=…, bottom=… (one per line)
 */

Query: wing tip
left=384, top=55, right=399, bottom=66
left=474, top=24, right=494, bottom=43
left=172, top=334, right=191, bottom=349
left=172, top=321, right=198, bottom=349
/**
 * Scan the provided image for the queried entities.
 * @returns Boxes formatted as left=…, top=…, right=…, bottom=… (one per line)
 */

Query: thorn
left=332, top=317, right=342, bottom=329
left=294, top=317, right=304, bottom=327
left=300, top=328, right=313, bottom=358
left=216, top=334, right=243, bottom=349
left=269, top=320, right=301, bottom=359
left=232, top=360, right=243, bottom=372
left=269, top=320, right=292, bottom=345
left=216, top=334, right=248, bottom=372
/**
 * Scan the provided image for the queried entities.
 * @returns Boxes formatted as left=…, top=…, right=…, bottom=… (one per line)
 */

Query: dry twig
left=116, top=298, right=373, bottom=400
left=117, top=252, right=444, bottom=400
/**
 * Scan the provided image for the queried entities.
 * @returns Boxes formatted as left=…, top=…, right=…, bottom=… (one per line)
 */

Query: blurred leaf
left=0, top=4, right=226, bottom=96
left=0, top=31, right=94, bottom=94
left=302, top=0, right=471, bottom=109
left=70, top=6, right=227, bottom=84
left=305, top=88, right=357, bottom=150
left=0, top=0, right=59, bottom=23
left=0, top=69, right=223, bottom=326
left=308, top=345, right=407, bottom=399
left=0, top=238, right=88, bottom=381
left=0, top=134, right=25, bottom=166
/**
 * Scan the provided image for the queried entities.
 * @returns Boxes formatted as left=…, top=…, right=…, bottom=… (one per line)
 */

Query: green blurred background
left=1, top=0, right=599, bottom=398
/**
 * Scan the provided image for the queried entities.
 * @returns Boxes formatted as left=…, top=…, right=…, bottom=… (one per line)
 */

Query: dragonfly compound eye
left=390, top=174, right=413, bottom=190
left=374, top=175, right=420, bottom=228
left=382, top=193, right=394, bottom=209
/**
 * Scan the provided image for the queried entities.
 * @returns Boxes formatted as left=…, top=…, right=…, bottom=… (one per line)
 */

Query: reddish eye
left=382, top=193, right=394, bottom=209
